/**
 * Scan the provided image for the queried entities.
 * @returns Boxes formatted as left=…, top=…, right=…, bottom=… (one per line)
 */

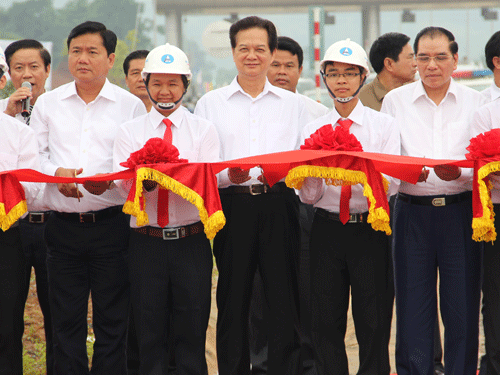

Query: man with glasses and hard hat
left=113, top=43, right=219, bottom=375
left=381, top=26, right=486, bottom=375
left=299, top=39, right=399, bottom=375
left=0, top=45, right=41, bottom=375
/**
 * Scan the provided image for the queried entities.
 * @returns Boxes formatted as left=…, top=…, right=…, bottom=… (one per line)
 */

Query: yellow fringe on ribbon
left=0, top=200, right=27, bottom=231
left=472, top=162, right=500, bottom=242
left=123, top=167, right=226, bottom=240
left=286, top=165, right=391, bottom=235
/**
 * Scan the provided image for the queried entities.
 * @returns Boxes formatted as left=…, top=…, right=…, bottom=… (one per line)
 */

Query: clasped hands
left=55, top=167, right=114, bottom=198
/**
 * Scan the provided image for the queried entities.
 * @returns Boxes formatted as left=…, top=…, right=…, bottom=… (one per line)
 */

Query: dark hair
left=277, top=36, right=303, bottom=68
left=485, top=31, right=500, bottom=71
left=4, top=39, right=51, bottom=70
left=229, top=16, right=277, bottom=52
left=67, top=21, right=117, bottom=56
left=369, top=33, right=410, bottom=74
left=123, top=49, right=149, bottom=76
left=414, top=26, right=458, bottom=55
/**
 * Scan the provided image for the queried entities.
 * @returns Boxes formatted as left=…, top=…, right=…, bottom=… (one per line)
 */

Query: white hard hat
left=0, top=47, right=7, bottom=74
left=320, top=39, right=370, bottom=78
left=142, top=43, right=192, bottom=81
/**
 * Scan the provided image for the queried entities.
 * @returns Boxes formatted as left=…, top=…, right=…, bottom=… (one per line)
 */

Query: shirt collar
left=60, top=78, right=115, bottom=102
left=149, top=105, right=184, bottom=130
left=490, top=82, right=500, bottom=101
left=372, top=76, right=389, bottom=102
left=331, top=100, right=365, bottom=126
left=412, top=78, right=458, bottom=104
left=227, top=76, right=283, bottom=100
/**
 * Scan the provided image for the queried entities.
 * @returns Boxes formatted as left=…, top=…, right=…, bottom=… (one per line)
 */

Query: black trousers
left=19, top=218, right=53, bottom=375
left=310, top=211, right=392, bottom=375
left=0, top=225, right=26, bottom=375
left=45, top=210, right=130, bottom=375
left=249, top=201, right=316, bottom=375
left=129, top=229, right=212, bottom=375
left=481, top=204, right=500, bottom=375
left=214, top=188, right=301, bottom=375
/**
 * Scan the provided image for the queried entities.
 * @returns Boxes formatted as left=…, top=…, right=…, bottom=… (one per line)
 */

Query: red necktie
left=157, top=119, right=173, bottom=227
left=338, top=118, right=353, bottom=225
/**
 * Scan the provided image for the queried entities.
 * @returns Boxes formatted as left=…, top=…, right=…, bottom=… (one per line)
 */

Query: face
left=9, top=48, right=50, bottom=102
left=68, top=33, right=115, bottom=86
left=416, top=34, right=458, bottom=91
left=125, top=58, right=148, bottom=99
left=232, top=27, right=275, bottom=79
left=267, top=49, right=303, bottom=92
left=147, top=73, right=184, bottom=115
left=324, top=61, right=365, bottom=100
left=390, top=43, right=417, bottom=83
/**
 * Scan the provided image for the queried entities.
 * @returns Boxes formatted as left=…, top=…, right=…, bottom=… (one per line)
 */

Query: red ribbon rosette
left=301, top=124, right=363, bottom=152
left=120, top=137, right=187, bottom=168
left=466, top=129, right=500, bottom=242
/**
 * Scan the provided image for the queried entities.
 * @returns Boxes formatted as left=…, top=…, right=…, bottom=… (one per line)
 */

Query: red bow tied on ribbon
left=337, top=118, right=354, bottom=225
left=158, top=118, right=173, bottom=227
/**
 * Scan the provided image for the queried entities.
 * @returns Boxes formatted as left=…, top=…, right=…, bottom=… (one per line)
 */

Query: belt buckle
left=162, top=227, right=186, bottom=240
left=29, top=213, right=44, bottom=223
left=348, top=213, right=358, bottom=223
left=432, top=197, right=446, bottom=207
left=249, top=184, right=267, bottom=195
left=79, top=213, right=96, bottom=223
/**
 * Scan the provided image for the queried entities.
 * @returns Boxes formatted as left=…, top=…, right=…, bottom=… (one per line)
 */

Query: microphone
left=21, top=81, right=32, bottom=118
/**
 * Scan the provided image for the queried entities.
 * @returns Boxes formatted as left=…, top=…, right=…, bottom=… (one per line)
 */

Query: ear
left=452, top=53, right=458, bottom=71
left=384, top=57, right=394, bottom=72
left=108, top=53, right=115, bottom=69
left=0, top=75, right=6, bottom=90
left=493, top=56, right=500, bottom=70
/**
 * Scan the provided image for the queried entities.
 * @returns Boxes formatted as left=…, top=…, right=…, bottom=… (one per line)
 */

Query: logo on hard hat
left=340, top=47, right=352, bottom=56
left=161, top=54, right=174, bottom=64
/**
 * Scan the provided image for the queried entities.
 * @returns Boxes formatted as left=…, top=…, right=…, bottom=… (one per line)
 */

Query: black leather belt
left=316, top=207, right=368, bottom=223
left=219, top=182, right=289, bottom=195
left=22, top=211, right=51, bottom=224
left=132, top=221, right=204, bottom=240
left=55, top=206, right=122, bottom=223
left=397, top=192, right=472, bottom=207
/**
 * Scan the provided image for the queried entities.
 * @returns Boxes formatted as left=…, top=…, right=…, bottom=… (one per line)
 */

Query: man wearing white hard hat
left=30, top=21, right=146, bottom=373
left=299, top=39, right=399, bottom=375
left=381, top=27, right=485, bottom=375
left=113, top=43, right=219, bottom=375
left=0, top=45, right=42, bottom=375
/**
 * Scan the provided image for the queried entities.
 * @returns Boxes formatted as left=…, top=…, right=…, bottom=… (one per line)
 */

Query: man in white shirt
left=123, top=49, right=152, bottom=112
left=482, top=31, right=500, bottom=102
left=0, top=39, right=54, bottom=375
left=114, top=42, right=219, bottom=375
left=381, top=27, right=485, bottom=375
left=195, top=16, right=309, bottom=375
left=30, top=21, right=147, bottom=374
left=299, top=39, right=399, bottom=375
left=0, top=45, right=42, bottom=375
left=245, top=35, right=328, bottom=375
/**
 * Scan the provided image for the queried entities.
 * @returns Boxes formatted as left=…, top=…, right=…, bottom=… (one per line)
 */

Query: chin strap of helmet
left=320, top=69, right=366, bottom=103
left=144, top=74, right=190, bottom=110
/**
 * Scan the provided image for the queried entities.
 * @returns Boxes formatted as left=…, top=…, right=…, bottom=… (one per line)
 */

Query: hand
left=83, top=173, right=111, bottom=195
left=418, top=168, right=430, bottom=183
left=55, top=167, right=84, bottom=199
left=3, top=86, right=32, bottom=117
left=228, top=167, right=251, bottom=184
left=434, top=165, right=461, bottom=181
left=142, top=180, right=158, bottom=192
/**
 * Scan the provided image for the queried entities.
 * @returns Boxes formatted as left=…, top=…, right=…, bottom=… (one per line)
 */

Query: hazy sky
left=5, top=0, right=500, bottom=74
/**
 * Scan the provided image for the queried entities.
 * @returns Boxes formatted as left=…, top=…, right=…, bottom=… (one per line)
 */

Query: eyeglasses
left=416, top=55, right=452, bottom=64
left=323, top=72, right=361, bottom=80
